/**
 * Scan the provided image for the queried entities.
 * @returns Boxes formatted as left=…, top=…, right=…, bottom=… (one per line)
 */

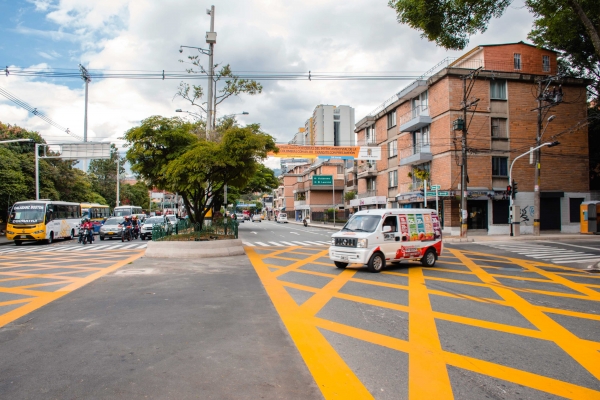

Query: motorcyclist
left=122, top=216, right=133, bottom=240
left=80, top=217, right=94, bottom=243
left=131, top=216, right=140, bottom=238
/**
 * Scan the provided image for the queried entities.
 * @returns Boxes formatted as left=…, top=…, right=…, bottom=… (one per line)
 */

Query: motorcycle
left=79, top=227, right=93, bottom=245
left=303, top=218, right=309, bottom=227
left=132, top=224, right=140, bottom=240
left=121, top=225, right=132, bottom=242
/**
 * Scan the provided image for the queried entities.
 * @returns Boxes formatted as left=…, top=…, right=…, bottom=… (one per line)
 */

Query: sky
left=0, top=0, right=535, bottom=170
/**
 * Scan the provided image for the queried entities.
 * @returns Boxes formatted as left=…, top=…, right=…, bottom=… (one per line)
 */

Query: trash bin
left=580, top=201, right=600, bottom=234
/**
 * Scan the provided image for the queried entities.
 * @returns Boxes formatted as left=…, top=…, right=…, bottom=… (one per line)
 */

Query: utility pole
left=460, top=77, right=469, bottom=238
left=533, top=80, right=543, bottom=236
left=116, top=156, right=120, bottom=207
left=79, top=64, right=91, bottom=171
left=206, top=5, right=216, bottom=137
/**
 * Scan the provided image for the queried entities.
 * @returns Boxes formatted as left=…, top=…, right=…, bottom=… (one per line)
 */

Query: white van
left=329, top=209, right=443, bottom=272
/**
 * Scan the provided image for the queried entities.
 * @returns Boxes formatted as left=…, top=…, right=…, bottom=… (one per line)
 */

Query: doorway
left=467, top=200, right=488, bottom=230
left=541, top=197, right=561, bottom=230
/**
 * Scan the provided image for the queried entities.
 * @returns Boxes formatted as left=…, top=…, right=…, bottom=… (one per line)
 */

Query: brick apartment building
left=273, top=159, right=345, bottom=221
left=353, top=41, right=590, bottom=235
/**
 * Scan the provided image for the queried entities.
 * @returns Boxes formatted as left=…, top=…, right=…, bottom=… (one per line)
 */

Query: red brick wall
left=483, top=43, right=557, bottom=75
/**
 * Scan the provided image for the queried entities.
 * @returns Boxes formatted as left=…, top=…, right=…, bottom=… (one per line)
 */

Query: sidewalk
left=286, top=220, right=600, bottom=243
left=0, top=236, right=11, bottom=246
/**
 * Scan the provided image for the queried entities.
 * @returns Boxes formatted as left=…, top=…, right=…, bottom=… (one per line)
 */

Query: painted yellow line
left=450, top=248, right=600, bottom=381
left=407, top=266, right=453, bottom=398
left=0, top=251, right=144, bottom=329
left=245, top=247, right=373, bottom=399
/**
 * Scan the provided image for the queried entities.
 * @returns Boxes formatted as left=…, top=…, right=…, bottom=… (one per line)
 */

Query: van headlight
left=331, top=238, right=336, bottom=245
left=357, top=239, right=368, bottom=248
left=7, top=231, right=14, bottom=235
left=33, top=230, right=44, bottom=234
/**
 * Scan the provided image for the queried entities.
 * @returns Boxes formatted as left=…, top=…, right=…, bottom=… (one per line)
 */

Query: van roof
left=355, top=208, right=437, bottom=216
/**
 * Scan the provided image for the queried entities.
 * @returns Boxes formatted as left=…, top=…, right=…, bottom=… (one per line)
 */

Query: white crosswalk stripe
left=480, top=242, right=600, bottom=264
left=241, top=240, right=331, bottom=248
left=0, top=243, right=147, bottom=254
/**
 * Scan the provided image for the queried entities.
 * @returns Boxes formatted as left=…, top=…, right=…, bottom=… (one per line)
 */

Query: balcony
left=357, top=190, right=377, bottom=199
left=399, top=144, right=432, bottom=166
left=357, top=163, right=378, bottom=179
left=357, top=138, right=378, bottom=146
left=294, top=181, right=306, bottom=192
left=399, top=105, right=432, bottom=132
left=294, top=200, right=306, bottom=207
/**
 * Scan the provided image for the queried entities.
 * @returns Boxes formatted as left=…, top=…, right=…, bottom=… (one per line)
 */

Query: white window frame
left=514, top=53, right=521, bottom=70
left=388, top=140, right=397, bottom=158
left=490, top=80, right=507, bottom=100
left=388, top=170, right=398, bottom=188
left=542, top=55, right=550, bottom=72
left=387, top=111, right=396, bottom=129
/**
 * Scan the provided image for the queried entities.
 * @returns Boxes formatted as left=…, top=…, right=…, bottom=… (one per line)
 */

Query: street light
left=0, top=138, right=34, bottom=144
left=509, top=140, right=560, bottom=236
left=220, top=111, right=249, bottom=118
left=175, top=109, right=204, bottom=120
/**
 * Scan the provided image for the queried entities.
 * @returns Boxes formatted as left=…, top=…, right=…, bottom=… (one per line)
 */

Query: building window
left=490, top=80, right=507, bottom=100
left=387, top=110, right=396, bottom=129
left=366, top=178, right=376, bottom=191
left=365, top=126, right=376, bottom=144
left=388, top=170, right=398, bottom=188
left=570, top=197, right=584, bottom=222
left=492, top=157, right=508, bottom=176
left=491, top=118, right=508, bottom=138
left=514, top=53, right=521, bottom=70
left=411, top=162, right=430, bottom=189
left=411, top=91, right=429, bottom=118
left=334, top=120, right=340, bottom=146
left=542, top=55, right=550, bottom=72
left=413, top=126, right=430, bottom=153
left=388, top=140, right=397, bottom=158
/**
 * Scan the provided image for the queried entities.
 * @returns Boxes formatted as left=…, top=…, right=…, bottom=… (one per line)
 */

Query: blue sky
left=0, top=0, right=535, bottom=169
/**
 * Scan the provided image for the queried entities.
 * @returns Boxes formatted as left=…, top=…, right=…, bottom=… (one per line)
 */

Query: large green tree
left=120, top=182, right=150, bottom=208
left=123, top=117, right=277, bottom=226
left=388, top=0, right=600, bottom=99
left=88, top=144, right=125, bottom=206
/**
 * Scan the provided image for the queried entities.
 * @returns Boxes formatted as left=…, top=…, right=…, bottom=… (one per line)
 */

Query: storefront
left=295, top=205, right=310, bottom=221
left=349, top=196, right=387, bottom=211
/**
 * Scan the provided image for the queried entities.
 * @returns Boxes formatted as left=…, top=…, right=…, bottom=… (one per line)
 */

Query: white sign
left=58, top=142, right=111, bottom=159
left=151, top=192, right=164, bottom=199
left=357, top=146, right=382, bottom=161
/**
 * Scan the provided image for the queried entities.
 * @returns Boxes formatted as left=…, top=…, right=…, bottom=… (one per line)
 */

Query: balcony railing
left=357, top=163, right=378, bottom=178
left=357, top=138, right=378, bottom=146
left=399, top=105, right=432, bottom=132
left=399, top=144, right=432, bottom=166
left=294, top=200, right=306, bottom=207
left=357, top=190, right=377, bottom=199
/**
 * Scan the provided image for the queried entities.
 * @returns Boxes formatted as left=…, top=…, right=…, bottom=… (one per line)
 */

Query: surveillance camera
left=179, top=49, right=183, bottom=53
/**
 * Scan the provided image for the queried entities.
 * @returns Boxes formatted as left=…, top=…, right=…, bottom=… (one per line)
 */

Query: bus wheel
left=15, top=241, right=22, bottom=246
left=367, top=252, right=385, bottom=273
left=68, top=229, right=74, bottom=240
left=47, top=232, right=54, bottom=244
left=421, top=248, right=437, bottom=267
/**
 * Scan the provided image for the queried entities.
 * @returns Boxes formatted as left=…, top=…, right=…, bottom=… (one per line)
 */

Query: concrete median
left=145, top=238, right=245, bottom=258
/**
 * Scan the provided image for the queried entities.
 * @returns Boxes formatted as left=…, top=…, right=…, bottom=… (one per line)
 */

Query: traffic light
left=506, top=185, right=512, bottom=198
left=512, top=180, right=518, bottom=199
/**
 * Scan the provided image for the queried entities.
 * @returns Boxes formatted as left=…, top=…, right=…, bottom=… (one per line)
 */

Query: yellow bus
left=81, top=203, right=111, bottom=233
left=7, top=200, right=81, bottom=245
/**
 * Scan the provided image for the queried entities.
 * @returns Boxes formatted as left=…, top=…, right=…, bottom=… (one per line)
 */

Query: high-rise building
left=289, top=105, right=355, bottom=146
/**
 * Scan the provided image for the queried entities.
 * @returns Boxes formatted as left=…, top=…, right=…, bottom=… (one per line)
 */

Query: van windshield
left=342, top=215, right=380, bottom=232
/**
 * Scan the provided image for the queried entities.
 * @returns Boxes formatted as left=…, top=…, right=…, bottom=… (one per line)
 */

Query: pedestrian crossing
left=243, top=240, right=331, bottom=247
left=0, top=242, right=147, bottom=254
left=480, top=242, right=600, bottom=264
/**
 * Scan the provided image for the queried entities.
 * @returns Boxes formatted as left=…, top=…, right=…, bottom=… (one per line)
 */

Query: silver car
left=99, top=217, right=125, bottom=240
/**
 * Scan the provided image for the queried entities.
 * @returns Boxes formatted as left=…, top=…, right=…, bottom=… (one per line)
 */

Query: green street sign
left=312, top=175, right=333, bottom=185
left=431, top=185, right=441, bottom=190
left=426, top=191, right=449, bottom=196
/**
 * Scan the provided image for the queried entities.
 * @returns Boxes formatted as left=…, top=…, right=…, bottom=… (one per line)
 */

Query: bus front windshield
left=9, top=203, right=46, bottom=224
left=341, top=215, right=381, bottom=233
left=114, top=209, right=132, bottom=217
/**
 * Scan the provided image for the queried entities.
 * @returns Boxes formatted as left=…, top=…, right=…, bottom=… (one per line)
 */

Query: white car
left=276, top=214, right=288, bottom=223
left=251, top=214, right=262, bottom=222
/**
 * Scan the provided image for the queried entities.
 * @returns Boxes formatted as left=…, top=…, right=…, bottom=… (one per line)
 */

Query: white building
left=290, top=105, right=356, bottom=146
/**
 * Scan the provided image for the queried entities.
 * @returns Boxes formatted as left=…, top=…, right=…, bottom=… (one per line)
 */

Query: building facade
left=291, top=105, right=356, bottom=146
left=354, top=41, right=590, bottom=235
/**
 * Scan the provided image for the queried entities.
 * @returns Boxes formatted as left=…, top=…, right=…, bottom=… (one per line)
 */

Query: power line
left=0, top=86, right=83, bottom=141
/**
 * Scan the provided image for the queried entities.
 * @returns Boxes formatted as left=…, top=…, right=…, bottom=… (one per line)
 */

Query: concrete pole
left=424, top=179, right=427, bottom=208
left=35, top=143, right=39, bottom=200
left=533, top=80, right=542, bottom=236
left=333, top=179, right=335, bottom=227
left=116, top=157, right=120, bottom=207
left=460, top=77, right=468, bottom=237
left=206, top=5, right=215, bottom=139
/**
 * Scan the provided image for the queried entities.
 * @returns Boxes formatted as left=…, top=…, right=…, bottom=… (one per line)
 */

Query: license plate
left=339, top=256, right=348, bottom=261
left=20, top=235, right=27, bottom=239
left=108, top=232, right=113, bottom=235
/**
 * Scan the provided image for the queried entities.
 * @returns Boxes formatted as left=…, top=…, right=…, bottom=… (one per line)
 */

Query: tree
left=239, top=164, right=279, bottom=195
left=88, top=145, right=125, bottom=207
left=124, top=117, right=277, bottom=226
left=388, top=0, right=600, bottom=98
left=176, top=56, right=262, bottom=130
left=120, top=182, right=150, bottom=208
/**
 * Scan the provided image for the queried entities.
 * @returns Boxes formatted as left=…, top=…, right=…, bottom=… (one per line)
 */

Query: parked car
left=99, top=217, right=125, bottom=240
left=140, top=216, right=169, bottom=240
left=276, top=214, right=288, bottom=223
left=252, top=214, right=262, bottom=222
left=166, top=215, right=178, bottom=231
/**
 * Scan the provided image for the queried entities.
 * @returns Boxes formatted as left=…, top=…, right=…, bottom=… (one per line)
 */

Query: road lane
left=245, top=241, right=600, bottom=399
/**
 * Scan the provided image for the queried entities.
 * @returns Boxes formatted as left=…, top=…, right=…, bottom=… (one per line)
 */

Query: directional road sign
left=312, top=175, right=333, bottom=185
left=431, top=185, right=441, bottom=190
left=426, top=191, right=450, bottom=196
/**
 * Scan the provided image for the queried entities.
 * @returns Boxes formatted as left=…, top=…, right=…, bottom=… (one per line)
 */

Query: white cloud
left=2, top=0, right=535, bottom=155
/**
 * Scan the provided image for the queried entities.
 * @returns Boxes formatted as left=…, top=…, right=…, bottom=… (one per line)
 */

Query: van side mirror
left=402, top=235, right=408, bottom=242
left=382, top=225, right=392, bottom=233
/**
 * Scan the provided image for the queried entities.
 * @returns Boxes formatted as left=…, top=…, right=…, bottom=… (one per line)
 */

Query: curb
left=443, top=234, right=600, bottom=244
left=145, top=238, right=245, bottom=258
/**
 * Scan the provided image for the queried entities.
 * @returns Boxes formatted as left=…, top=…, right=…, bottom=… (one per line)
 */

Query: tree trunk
left=567, top=0, right=600, bottom=60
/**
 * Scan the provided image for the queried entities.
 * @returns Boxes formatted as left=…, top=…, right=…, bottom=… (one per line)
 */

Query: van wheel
left=421, top=248, right=437, bottom=267
left=334, top=261, right=348, bottom=269
left=15, top=241, right=22, bottom=246
left=367, top=252, right=385, bottom=273
left=46, top=232, right=54, bottom=244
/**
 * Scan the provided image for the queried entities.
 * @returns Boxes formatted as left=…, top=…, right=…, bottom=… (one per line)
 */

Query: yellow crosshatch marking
left=245, top=245, right=600, bottom=399
left=0, top=249, right=144, bottom=329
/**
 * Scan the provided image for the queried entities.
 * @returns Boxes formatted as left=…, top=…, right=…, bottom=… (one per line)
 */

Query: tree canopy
left=388, top=0, right=600, bottom=100
left=123, top=116, right=278, bottom=225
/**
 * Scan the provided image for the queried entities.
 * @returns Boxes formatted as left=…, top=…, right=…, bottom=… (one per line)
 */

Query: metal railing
left=399, top=105, right=429, bottom=126
left=152, top=218, right=238, bottom=241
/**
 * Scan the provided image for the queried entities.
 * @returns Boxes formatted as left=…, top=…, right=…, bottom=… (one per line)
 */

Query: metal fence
left=310, top=210, right=349, bottom=224
left=152, top=218, right=238, bottom=241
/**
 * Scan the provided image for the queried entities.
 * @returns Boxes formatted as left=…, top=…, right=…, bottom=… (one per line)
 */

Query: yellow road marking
left=0, top=251, right=144, bottom=329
